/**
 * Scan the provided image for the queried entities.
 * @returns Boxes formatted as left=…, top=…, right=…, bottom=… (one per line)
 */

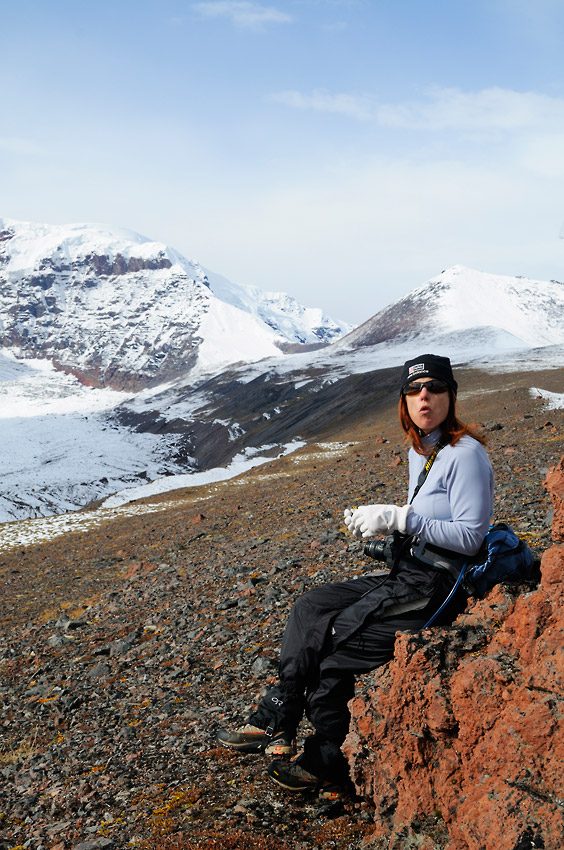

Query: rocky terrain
left=0, top=365, right=562, bottom=850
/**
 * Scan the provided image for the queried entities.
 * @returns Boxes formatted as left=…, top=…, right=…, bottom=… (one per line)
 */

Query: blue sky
left=2, top=0, right=564, bottom=324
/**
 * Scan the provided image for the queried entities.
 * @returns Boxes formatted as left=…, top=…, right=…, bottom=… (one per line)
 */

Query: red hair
left=398, top=390, right=486, bottom=455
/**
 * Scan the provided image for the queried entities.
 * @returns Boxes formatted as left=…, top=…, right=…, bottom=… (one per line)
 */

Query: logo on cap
left=408, top=363, right=426, bottom=377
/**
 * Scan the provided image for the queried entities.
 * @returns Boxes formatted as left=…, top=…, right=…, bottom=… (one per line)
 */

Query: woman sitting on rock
left=217, top=354, right=494, bottom=799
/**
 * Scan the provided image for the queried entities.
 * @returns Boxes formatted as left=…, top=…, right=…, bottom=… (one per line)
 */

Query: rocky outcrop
left=340, top=283, right=440, bottom=347
left=545, top=455, right=564, bottom=542
left=344, top=455, right=564, bottom=850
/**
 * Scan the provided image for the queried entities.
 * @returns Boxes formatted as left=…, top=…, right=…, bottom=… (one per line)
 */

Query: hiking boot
left=216, top=724, right=295, bottom=756
left=267, top=759, right=345, bottom=801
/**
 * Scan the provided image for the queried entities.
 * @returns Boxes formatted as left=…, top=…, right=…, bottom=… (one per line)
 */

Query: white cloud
left=271, top=85, right=564, bottom=133
left=376, top=86, right=564, bottom=131
left=269, top=89, right=374, bottom=120
left=192, top=1, right=292, bottom=29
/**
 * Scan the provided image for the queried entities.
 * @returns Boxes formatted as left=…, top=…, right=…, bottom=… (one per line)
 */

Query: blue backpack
left=465, top=523, right=537, bottom=598
left=422, top=523, right=539, bottom=629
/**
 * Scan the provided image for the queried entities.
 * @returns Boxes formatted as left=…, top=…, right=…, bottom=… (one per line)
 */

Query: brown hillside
left=0, top=365, right=562, bottom=850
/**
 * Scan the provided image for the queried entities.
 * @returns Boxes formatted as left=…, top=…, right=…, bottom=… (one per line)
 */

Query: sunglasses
left=403, top=380, right=449, bottom=396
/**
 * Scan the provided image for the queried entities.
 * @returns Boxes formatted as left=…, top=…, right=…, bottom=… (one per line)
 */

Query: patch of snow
left=529, top=387, right=564, bottom=410
left=101, top=440, right=306, bottom=508
left=0, top=219, right=156, bottom=274
left=230, top=331, right=564, bottom=390
left=195, top=296, right=286, bottom=370
left=204, top=265, right=353, bottom=343
left=432, top=266, right=564, bottom=347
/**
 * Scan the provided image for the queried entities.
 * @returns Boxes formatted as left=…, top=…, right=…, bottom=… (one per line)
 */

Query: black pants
left=251, top=574, right=446, bottom=783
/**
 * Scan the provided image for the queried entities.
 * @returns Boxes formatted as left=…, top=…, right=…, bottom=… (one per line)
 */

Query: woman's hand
left=343, top=504, right=413, bottom=538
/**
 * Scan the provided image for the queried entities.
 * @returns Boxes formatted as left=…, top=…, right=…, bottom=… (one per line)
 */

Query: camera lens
left=364, top=540, right=385, bottom=561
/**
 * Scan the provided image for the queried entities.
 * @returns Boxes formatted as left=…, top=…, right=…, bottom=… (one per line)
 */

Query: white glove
left=343, top=504, right=413, bottom=539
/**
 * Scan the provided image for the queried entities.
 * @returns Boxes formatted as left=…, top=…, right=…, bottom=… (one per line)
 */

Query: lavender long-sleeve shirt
left=405, top=429, right=494, bottom=555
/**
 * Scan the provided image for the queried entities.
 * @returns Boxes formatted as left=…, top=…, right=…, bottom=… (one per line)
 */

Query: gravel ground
left=0, top=370, right=561, bottom=850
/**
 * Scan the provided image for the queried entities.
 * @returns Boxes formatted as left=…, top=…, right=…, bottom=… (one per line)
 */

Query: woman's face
left=405, top=377, right=451, bottom=434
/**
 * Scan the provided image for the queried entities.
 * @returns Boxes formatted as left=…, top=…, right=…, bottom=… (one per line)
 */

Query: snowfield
left=0, top=440, right=306, bottom=553
left=0, top=352, right=184, bottom=523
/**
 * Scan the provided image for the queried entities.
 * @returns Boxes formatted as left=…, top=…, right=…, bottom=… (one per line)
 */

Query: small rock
left=251, top=656, right=274, bottom=676
left=88, top=662, right=111, bottom=679
left=73, top=839, right=114, bottom=850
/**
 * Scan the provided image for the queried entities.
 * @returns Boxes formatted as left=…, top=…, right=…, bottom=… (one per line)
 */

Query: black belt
left=410, top=539, right=467, bottom=581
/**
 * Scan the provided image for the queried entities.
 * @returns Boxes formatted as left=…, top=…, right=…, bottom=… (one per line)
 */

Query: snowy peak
left=0, top=218, right=175, bottom=272
left=418, top=266, right=564, bottom=347
left=204, top=268, right=347, bottom=348
left=0, top=218, right=351, bottom=388
left=340, top=265, right=564, bottom=350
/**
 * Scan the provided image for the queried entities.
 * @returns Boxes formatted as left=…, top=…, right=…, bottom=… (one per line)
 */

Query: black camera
left=363, top=531, right=406, bottom=569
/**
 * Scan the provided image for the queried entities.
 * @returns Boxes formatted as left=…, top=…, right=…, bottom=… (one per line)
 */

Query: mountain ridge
left=0, top=218, right=351, bottom=390
left=338, top=264, right=564, bottom=349
left=2, top=222, right=564, bottom=523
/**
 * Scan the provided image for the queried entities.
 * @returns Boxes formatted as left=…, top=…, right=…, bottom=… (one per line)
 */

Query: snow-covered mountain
left=338, top=265, right=564, bottom=351
left=116, top=266, right=564, bottom=465
left=0, top=218, right=352, bottom=389
left=2, top=256, right=564, bottom=528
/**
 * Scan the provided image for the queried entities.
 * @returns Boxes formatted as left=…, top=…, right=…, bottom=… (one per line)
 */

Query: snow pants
left=251, top=569, right=460, bottom=783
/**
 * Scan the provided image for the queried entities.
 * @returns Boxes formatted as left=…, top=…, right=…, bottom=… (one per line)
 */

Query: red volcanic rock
left=545, top=455, right=564, bottom=541
left=344, top=455, right=564, bottom=850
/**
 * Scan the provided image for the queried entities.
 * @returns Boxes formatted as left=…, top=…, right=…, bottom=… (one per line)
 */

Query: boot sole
left=267, top=762, right=344, bottom=798
left=265, top=742, right=295, bottom=756
left=268, top=771, right=315, bottom=792
left=269, top=774, right=343, bottom=799
left=216, top=734, right=294, bottom=756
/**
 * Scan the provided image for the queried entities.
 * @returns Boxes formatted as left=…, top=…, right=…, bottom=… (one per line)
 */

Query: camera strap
left=409, top=435, right=449, bottom=504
